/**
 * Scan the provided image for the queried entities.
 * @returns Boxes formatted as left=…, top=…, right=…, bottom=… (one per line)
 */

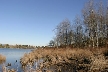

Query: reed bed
left=2, top=64, right=16, bottom=72
left=20, top=48, right=108, bottom=72
left=0, top=54, right=17, bottom=72
left=0, top=54, right=6, bottom=64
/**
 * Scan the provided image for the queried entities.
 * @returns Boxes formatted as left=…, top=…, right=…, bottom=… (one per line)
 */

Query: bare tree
left=97, top=1, right=105, bottom=47
left=55, top=19, right=71, bottom=47
left=48, top=40, right=55, bottom=47
left=105, top=2, right=108, bottom=47
left=82, top=0, right=108, bottom=48
left=73, top=16, right=84, bottom=48
left=82, top=0, right=98, bottom=48
left=52, top=0, right=108, bottom=48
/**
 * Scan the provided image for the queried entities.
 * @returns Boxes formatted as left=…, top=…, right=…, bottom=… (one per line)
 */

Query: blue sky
left=0, top=0, right=106, bottom=46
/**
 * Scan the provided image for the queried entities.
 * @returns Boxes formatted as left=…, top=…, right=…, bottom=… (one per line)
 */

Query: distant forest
left=49, top=0, right=108, bottom=48
left=0, top=44, right=36, bottom=49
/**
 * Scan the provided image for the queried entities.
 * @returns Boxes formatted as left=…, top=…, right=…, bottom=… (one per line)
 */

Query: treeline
left=49, top=0, right=108, bottom=48
left=0, top=44, right=37, bottom=49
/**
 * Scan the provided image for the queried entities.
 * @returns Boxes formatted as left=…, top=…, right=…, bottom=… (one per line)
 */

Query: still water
left=0, top=48, right=34, bottom=72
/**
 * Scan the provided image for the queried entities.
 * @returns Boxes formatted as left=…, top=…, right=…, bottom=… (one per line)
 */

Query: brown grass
left=20, top=47, right=108, bottom=72
left=0, top=54, right=6, bottom=64
left=2, top=64, right=16, bottom=72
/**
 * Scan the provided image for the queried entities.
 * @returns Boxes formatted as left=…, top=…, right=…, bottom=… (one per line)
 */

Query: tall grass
left=0, top=54, right=6, bottom=64
left=20, top=47, right=108, bottom=72
left=2, top=64, right=16, bottom=72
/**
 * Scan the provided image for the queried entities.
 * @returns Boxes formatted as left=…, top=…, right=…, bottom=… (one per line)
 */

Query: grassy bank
left=0, top=54, right=6, bottom=64
left=20, top=48, right=108, bottom=72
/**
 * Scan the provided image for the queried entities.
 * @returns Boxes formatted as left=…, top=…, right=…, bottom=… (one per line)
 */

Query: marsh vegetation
left=0, top=48, right=33, bottom=72
left=0, top=54, right=6, bottom=64
left=1, top=0, right=108, bottom=72
left=20, top=47, right=108, bottom=72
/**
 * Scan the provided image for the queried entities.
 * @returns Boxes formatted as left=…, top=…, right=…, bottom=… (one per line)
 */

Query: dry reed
left=0, top=54, right=6, bottom=64
left=20, top=47, right=108, bottom=72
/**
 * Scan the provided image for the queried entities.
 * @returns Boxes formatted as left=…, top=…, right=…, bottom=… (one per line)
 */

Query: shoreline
left=0, top=48, right=36, bottom=49
left=20, top=47, right=108, bottom=72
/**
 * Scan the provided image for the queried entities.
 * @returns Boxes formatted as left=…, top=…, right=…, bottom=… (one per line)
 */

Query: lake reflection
left=0, top=48, right=34, bottom=72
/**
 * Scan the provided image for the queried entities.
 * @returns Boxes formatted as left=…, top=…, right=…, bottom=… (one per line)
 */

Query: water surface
left=0, top=48, right=34, bottom=72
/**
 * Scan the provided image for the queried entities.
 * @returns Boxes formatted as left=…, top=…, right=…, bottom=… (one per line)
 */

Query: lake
left=0, top=48, right=34, bottom=72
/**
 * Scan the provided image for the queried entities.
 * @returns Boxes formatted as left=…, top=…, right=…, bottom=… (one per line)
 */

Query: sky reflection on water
left=0, top=48, right=34, bottom=72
